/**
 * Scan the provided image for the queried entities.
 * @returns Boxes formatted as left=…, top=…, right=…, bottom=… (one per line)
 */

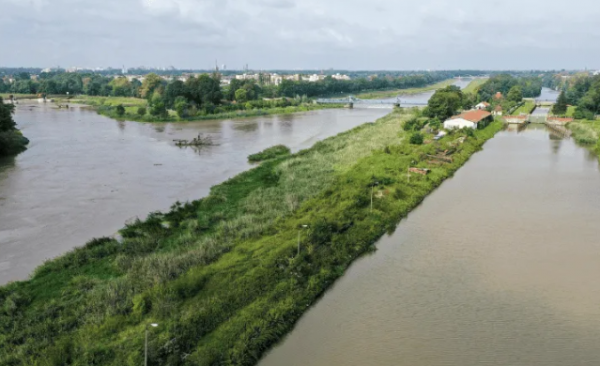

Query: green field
left=512, top=101, right=536, bottom=115
left=0, top=110, right=503, bottom=365
left=462, top=78, right=487, bottom=95
left=356, top=79, right=456, bottom=99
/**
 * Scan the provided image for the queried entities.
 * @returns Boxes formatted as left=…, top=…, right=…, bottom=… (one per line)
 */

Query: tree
left=425, top=86, right=463, bottom=121
left=0, top=96, right=16, bottom=132
left=174, top=96, right=189, bottom=118
left=507, top=85, right=523, bottom=103
left=115, top=104, right=125, bottom=117
left=409, top=132, right=424, bottom=145
left=164, top=80, right=186, bottom=108
left=552, top=90, right=568, bottom=115
left=235, top=88, right=248, bottom=103
left=110, top=77, right=132, bottom=97
left=137, top=106, right=147, bottom=116
left=140, top=73, right=163, bottom=99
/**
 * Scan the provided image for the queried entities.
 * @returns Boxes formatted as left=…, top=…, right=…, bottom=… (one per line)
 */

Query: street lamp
left=297, top=225, right=309, bottom=257
left=145, top=323, right=158, bottom=366
left=371, top=182, right=379, bottom=213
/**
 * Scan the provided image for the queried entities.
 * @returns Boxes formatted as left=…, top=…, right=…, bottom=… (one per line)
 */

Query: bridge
left=316, top=95, right=427, bottom=109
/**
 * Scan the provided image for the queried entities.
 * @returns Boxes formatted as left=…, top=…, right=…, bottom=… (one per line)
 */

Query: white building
left=308, top=74, right=326, bottom=82
left=594, top=70, right=600, bottom=76
left=444, top=110, right=492, bottom=130
left=475, top=102, right=490, bottom=110
left=332, top=73, right=351, bottom=81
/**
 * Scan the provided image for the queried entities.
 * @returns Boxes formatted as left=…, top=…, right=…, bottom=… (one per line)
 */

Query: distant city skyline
left=2, top=0, right=599, bottom=70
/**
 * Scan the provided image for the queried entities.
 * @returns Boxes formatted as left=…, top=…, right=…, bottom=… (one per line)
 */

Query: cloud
left=0, top=0, right=599, bottom=69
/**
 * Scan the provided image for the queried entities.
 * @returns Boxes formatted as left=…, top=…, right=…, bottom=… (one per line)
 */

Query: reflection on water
left=259, top=126, right=600, bottom=366
left=0, top=104, right=388, bottom=284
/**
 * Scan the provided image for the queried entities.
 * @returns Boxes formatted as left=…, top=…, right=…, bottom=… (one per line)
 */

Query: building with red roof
left=444, top=110, right=492, bottom=130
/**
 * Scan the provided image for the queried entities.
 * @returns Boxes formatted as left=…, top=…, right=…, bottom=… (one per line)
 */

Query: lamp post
left=371, top=181, right=379, bottom=213
left=145, top=323, right=158, bottom=366
left=297, top=225, right=309, bottom=257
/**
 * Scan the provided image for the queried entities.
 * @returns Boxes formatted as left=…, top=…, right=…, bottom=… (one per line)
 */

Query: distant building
left=493, top=92, right=503, bottom=100
left=594, top=70, right=600, bottom=76
left=332, top=73, right=351, bottom=81
left=475, top=102, right=490, bottom=110
left=444, top=110, right=492, bottom=130
left=308, top=74, right=326, bottom=82
left=493, top=105, right=503, bottom=116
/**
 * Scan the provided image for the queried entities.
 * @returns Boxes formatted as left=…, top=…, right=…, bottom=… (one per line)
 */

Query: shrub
left=409, top=132, right=424, bottom=145
left=137, top=106, right=147, bottom=116
left=115, top=104, right=125, bottom=116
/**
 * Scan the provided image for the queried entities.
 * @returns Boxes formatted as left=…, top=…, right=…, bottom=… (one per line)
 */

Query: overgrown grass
left=567, top=120, right=600, bottom=157
left=0, top=109, right=503, bottom=366
left=356, top=79, right=455, bottom=99
left=248, top=145, right=291, bottom=162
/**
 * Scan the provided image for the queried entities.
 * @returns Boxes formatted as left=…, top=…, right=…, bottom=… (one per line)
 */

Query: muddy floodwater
left=0, top=105, right=388, bottom=284
left=259, top=125, right=600, bottom=366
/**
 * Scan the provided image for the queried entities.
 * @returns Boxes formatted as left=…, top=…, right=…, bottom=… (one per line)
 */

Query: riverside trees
left=0, top=96, right=29, bottom=156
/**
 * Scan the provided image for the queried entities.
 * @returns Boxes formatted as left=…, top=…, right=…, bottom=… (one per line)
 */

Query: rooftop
left=450, top=109, right=492, bottom=123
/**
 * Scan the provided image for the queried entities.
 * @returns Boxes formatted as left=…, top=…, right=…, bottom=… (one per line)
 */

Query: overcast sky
left=1, top=0, right=599, bottom=70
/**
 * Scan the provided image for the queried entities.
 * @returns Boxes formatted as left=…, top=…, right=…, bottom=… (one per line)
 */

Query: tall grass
left=0, top=109, right=503, bottom=366
left=568, top=122, right=599, bottom=145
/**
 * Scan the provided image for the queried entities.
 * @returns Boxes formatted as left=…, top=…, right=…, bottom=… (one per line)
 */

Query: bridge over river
left=316, top=95, right=427, bottom=109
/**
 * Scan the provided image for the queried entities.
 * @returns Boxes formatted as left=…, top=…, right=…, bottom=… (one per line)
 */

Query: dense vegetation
left=248, top=145, right=291, bottom=162
left=0, top=96, right=29, bottom=157
left=477, top=74, right=542, bottom=102
left=549, top=74, right=600, bottom=119
left=423, top=85, right=473, bottom=121
left=0, top=108, right=503, bottom=366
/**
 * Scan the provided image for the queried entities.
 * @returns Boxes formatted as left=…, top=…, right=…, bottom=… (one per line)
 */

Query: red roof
left=495, top=105, right=503, bottom=111
left=494, top=92, right=503, bottom=100
left=450, top=110, right=492, bottom=123
left=480, top=102, right=490, bottom=106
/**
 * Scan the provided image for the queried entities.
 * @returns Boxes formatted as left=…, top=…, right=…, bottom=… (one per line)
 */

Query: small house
left=444, top=110, right=492, bottom=130
left=475, top=102, right=490, bottom=110
left=493, top=105, right=503, bottom=116
left=493, top=92, right=503, bottom=100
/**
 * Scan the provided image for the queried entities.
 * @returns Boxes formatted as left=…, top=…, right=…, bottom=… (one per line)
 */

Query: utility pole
left=145, top=323, right=158, bottom=366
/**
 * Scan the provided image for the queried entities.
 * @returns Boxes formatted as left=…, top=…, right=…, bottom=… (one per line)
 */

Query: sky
left=1, top=0, right=599, bottom=70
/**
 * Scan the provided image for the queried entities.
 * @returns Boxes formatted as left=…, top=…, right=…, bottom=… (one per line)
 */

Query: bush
left=115, top=104, right=125, bottom=117
left=248, top=145, right=291, bottom=162
left=137, top=106, right=147, bottom=116
left=409, top=132, right=424, bottom=145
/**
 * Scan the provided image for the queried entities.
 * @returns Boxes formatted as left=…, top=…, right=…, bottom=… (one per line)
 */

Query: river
left=0, top=106, right=389, bottom=284
left=259, top=125, right=600, bottom=366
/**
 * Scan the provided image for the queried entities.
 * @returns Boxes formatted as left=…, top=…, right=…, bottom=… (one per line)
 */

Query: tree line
left=551, top=74, right=600, bottom=118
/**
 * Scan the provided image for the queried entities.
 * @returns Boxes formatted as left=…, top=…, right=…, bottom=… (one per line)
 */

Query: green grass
left=462, top=78, right=487, bottom=95
left=567, top=120, right=600, bottom=157
left=53, top=95, right=148, bottom=108
left=0, top=109, right=503, bottom=366
left=512, top=101, right=536, bottom=115
left=566, top=106, right=576, bottom=117
left=356, top=79, right=456, bottom=100
left=248, top=145, right=291, bottom=162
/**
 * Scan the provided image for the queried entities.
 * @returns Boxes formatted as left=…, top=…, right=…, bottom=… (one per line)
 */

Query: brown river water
left=259, top=124, right=600, bottom=366
left=0, top=104, right=388, bottom=284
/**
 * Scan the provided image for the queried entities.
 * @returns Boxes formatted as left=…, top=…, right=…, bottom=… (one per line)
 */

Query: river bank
left=567, top=119, right=600, bottom=157
left=356, top=79, right=456, bottom=99
left=0, top=107, right=503, bottom=365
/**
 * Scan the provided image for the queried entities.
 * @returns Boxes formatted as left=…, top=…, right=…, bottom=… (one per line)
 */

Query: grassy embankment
left=356, top=79, right=456, bottom=100
left=567, top=120, right=600, bottom=157
left=51, top=95, right=344, bottom=123
left=513, top=101, right=536, bottom=115
left=248, top=145, right=291, bottom=162
left=0, top=110, right=503, bottom=365
left=462, top=78, right=487, bottom=95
